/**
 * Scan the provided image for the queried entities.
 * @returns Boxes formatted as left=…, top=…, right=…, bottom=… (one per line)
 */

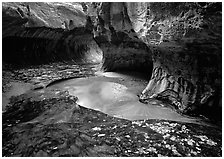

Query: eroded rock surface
left=93, top=2, right=153, bottom=72
left=94, top=2, right=222, bottom=120
left=2, top=2, right=102, bottom=65
left=2, top=2, right=222, bottom=156
left=138, top=3, right=222, bottom=120
left=3, top=89, right=221, bottom=157
left=3, top=27, right=102, bottom=65
left=2, top=2, right=86, bottom=37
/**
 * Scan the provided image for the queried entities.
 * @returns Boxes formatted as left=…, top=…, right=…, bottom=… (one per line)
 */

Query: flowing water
left=3, top=64, right=206, bottom=125
left=45, top=72, right=204, bottom=124
left=3, top=63, right=220, bottom=157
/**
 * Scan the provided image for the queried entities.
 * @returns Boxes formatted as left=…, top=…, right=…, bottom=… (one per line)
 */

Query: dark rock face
left=3, top=27, right=102, bottom=65
left=2, top=89, right=222, bottom=157
left=2, top=2, right=222, bottom=121
left=2, top=2, right=102, bottom=65
left=93, top=2, right=153, bottom=72
left=138, top=3, right=222, bottom=119
left=2, top=2, right=222, bottom=157
left=95, top=2, right=222, bottom=120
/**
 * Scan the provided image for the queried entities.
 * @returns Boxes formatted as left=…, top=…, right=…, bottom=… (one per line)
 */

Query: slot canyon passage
left=1, top=2, right=222, bottom=157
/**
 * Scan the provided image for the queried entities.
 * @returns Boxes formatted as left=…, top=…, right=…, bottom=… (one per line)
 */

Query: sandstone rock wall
left=2, top=2, right=222, bottom=120
left=95, top=2, right=222, bottom=118
left=2, top=2, right=102, bottom=65
left=94, top=2, right=153, bottom=72
left=3, top=27, right=102, bottom=65
left=2, top=2, right=86, bottom=37
left=137, top=3, right=222, bottom=116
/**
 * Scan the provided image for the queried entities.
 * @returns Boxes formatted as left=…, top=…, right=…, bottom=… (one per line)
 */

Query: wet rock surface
left=2, top=63, right=222, bottom=157
left=3, top=62, right=97, bottom=89
left=2, top=91, right=222, bottom=157
left=2, top=2, right=222, bottom=157
left=2, top=62, right=98, bottom=110
left=93, top=2, right=222, bottom=121
left=2, top=2, right=221, bottom=122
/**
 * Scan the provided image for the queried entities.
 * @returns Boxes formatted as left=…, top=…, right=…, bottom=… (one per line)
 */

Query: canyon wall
left=2, top=2, right=222, bottom=120
left=2, top=2, right=102, bottom=65
left=140, top=3, right=221, bottom=118
left=3, top=27, right=102, bottom=65
left=92, top=2, right=153, bottom=72
left=94, top=2, right=222, bottom=119
left=2, top=2, right=86, bottom=37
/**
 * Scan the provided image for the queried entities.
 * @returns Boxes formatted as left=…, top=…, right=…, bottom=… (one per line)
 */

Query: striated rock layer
left=2, top=2, right=222, bottom=121
left=2, top=2, right=102, bottom=65
left=94, top=2, right=222, bottom=120
left=93, top=2, right=153, bottom=72
left=2, top=2, right=86, bottom=37
left=3, top=27, right=102, bottom=65
left=139, top=3, right=222, bottom=120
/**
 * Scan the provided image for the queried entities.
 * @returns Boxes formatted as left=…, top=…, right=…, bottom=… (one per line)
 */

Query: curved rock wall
left=2, top=2, right=102, bottom=65
left=138, top=3, right=221, bottom=117
left=3, top=27, right=102, bottom=65
left=95, top=2, right=222, bottom=119
left=2, top=2, right=222, bottom=120
left=2, top=2, right=85, bottom=35
left=93, top=2, right=153, bottom=72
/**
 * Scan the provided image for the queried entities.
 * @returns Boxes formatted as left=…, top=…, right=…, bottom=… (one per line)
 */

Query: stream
left=2, top=63, right=221, bottom=157
left=3, top=68, right=205, bottom=124
left=45, top=73, right=204, bottom=124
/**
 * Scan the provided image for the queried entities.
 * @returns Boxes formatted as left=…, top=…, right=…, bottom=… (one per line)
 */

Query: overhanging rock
left=95, top=2, right=222, bottom=117
left=93, top=2, right=153, bottom=72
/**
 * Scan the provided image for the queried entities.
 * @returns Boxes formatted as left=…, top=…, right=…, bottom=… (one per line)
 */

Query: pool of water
left=46, top=74, right=203, bottom=124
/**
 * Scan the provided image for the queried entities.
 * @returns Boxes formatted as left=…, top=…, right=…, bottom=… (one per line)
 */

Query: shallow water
left=2, top=68, right=205, bottom=124
left=47, top=75, right=203, bottom=124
